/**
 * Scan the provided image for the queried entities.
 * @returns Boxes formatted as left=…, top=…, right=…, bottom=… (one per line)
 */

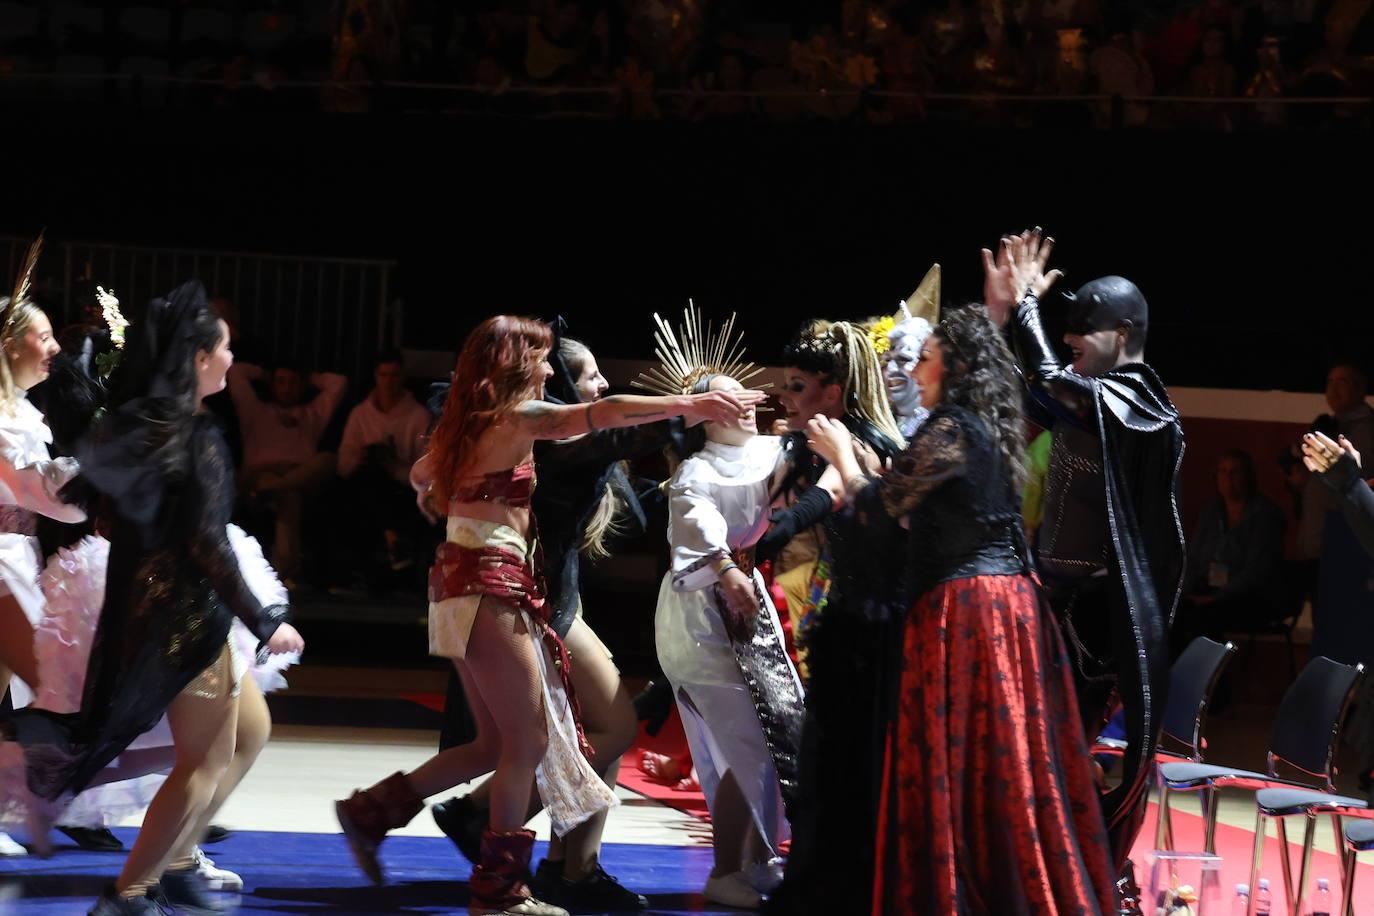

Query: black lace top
left=2, top=416, right=289, bottom=801
left=826, top=405, right=1029, bottom=623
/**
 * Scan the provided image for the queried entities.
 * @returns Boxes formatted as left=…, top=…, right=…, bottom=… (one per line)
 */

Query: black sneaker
left=202, top=825, right=232, bottom=845
left=548, top=864, right=649, bottom=912
left=59, top=826, right=125, bottom=851
left=430, top=794, right=484, bottom=864
left=87, top=885, right=173, bottom=915
left=161, top=867, right=229, bottom=914
left=529, top=858, right=563, bottom=898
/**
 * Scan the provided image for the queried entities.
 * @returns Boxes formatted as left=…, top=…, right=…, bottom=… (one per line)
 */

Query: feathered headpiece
left=632, top=300, right=770, bottom=396
left=1, top=232, right=43, bottom=341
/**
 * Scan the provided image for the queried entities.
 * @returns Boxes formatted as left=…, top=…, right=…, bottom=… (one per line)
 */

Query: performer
left=987, top=230, right=1185, bottom=870
left=770, top=316, right=905, bottom=676
left=0, top=280, right=304, bottom=916
left=807, top=305, right=1115, bottom=915
left=874, top=264, right=939, bottom=439
left=429, top=329, right=677, bottom=912
left=1303, top=430, right=1374, bottom=554
left=334, top=314, right=763, bottom=916
left=763, top=295, right=925, bottom=916
left=0, top=240, right=87, bottom=856
left=644, top=305, right=804, bottom=910
left=20, top=316, right=296, bottom=897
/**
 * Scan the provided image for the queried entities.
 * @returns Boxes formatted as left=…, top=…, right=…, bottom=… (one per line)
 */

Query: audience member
left=1177, top=449, right=1287, bottom=648
left=228, top=358, right=348, bottom=588
left=336, top=349, right=431, bottom=581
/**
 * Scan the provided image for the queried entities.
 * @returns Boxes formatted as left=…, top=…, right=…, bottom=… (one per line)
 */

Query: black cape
left=1015, top=295, right=1186, bottom=864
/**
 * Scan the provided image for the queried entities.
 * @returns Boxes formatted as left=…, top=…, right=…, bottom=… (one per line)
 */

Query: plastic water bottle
left=1255, top=877, right=1273, bottom=915
left=1311, top=877, right=1333, bottom=916
left=1230, top=883, right=1249, bottom=916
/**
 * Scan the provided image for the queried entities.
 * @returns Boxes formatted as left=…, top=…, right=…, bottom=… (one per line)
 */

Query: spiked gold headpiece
left=632, top=300, right=770, bottom=396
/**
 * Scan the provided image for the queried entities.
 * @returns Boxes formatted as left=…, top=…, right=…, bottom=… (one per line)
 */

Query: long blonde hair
left=0, top=297, right=44, bottom=414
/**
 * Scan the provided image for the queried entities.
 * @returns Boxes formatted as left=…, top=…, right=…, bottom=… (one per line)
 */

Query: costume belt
left=428, top=540, right=593, bottom=759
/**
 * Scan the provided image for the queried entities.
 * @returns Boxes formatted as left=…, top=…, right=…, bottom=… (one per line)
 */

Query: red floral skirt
left=873, top=574, right=1115, bottom=915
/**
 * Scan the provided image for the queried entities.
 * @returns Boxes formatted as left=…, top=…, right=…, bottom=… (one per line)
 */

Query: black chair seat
left=1160, top=761, right=1276, bottom=788
left=1347, top=819, right=1374, bottom=851
left=1254, top=787, right=1367, bottom=816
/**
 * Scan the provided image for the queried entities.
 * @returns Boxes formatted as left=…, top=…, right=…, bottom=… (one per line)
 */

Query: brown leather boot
left=334, top=771, right=423, bottom=884
left=468, top=828, right=568, bottom=916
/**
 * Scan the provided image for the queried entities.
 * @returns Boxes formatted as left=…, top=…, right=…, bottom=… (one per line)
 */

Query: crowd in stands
left=1, top=1, right=1371, bottom=128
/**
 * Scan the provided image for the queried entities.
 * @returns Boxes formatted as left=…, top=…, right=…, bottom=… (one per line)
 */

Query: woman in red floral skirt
left=806, top=305, right=1115, bottom=915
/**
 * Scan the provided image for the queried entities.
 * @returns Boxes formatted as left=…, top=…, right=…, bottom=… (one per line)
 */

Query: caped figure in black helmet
left=984, top=230, right=1186, bottom=894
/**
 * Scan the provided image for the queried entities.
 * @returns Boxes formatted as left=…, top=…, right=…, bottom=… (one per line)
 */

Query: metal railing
left=1, top=236, right=398, bottom=381
left=1, top=70, right=1370, bottom=130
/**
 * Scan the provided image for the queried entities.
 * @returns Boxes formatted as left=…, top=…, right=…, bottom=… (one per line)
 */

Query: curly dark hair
left=933, top=305, right=1026, bottom=487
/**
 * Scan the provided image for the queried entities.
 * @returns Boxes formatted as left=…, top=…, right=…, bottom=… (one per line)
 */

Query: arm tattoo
left=518, top=401, right=566, bottom=437
left=585, top=401, right=598, bottom=434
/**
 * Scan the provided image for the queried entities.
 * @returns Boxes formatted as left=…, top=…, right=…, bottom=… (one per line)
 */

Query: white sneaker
left=0, top=832, right=24, bottom=856
left=193, top=846, right=243, bottom=892
left=743, top=857, right=785, bottom=894
left=703, top=872, right=763, bottom=909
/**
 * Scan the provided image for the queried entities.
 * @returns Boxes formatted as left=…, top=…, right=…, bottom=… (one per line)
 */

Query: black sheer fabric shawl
left=1, top=282, right=287, bottom=802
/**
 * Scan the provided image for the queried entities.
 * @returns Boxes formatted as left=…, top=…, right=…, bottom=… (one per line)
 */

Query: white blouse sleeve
left=0, top=427, right=85, bottom=524
left=669, top=474, right=732, bottom=592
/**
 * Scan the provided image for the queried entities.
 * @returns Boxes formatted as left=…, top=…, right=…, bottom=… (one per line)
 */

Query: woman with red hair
left=336, top=315, right=762, bottom=916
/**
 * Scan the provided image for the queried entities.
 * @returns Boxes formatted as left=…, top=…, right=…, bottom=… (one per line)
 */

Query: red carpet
left=1132, top=797, right=1374, bottom=913
left=617, top=705, right=710, bottom=820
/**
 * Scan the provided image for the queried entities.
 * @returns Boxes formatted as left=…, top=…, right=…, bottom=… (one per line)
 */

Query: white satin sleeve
left=669, top=475, right=730, bottom=592
left=0, top=428, right=85, bottom=524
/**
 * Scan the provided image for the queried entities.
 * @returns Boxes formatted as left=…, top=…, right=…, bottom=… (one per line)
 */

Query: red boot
left=334, top=771, right=423, bottom=884
left=469, top=828, right=567, bottom=916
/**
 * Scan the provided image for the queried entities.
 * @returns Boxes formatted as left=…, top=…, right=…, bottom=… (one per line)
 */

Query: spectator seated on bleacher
left=228, top=358, right=347, bottom=589
left=334, top=349, right=430, bottom=587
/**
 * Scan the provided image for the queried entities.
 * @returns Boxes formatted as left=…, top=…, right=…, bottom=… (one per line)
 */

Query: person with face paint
left=878, top=265, right=941, bottom=440
left=752, top=317, right=912, bottom=916
left=986, top=230, right=1185, bottom=887
left=882, top=315, right=933, bottom=438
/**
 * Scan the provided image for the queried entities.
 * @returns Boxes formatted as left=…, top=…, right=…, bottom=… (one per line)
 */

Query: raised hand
left=981, top=237, right=1017, bottom=326
left=1302, top=431, right=1361, bottom=474
left=1007, top=227, right=1064, bottom=302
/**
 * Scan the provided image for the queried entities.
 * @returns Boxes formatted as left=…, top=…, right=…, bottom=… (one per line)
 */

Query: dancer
left=21, top=315, right=297, bottom=896
left=807, top=305, right=1115, bottom=914
left=0, top=240, right=86, bottom=857
left=644, top=305, right=804, bottom=910
left=875, top=264, right=939, bottom=439
left=335, top=314, right=764, bottom=916
left=429, top=328, right=681, bottom=912
left=770, top=317, right=905, bottom=665
left=0, top=280, right=304, bottom=915
left=987, top=230, right=1185, bottom=868
left=761, top=306, right=913, bottom=916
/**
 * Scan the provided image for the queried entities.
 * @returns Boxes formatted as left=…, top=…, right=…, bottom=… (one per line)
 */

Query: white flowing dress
left=654, top=435, right=801, bottom=855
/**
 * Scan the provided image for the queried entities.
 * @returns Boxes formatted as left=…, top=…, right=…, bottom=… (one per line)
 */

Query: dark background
left=6, top=110, right=1368, bottom=391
